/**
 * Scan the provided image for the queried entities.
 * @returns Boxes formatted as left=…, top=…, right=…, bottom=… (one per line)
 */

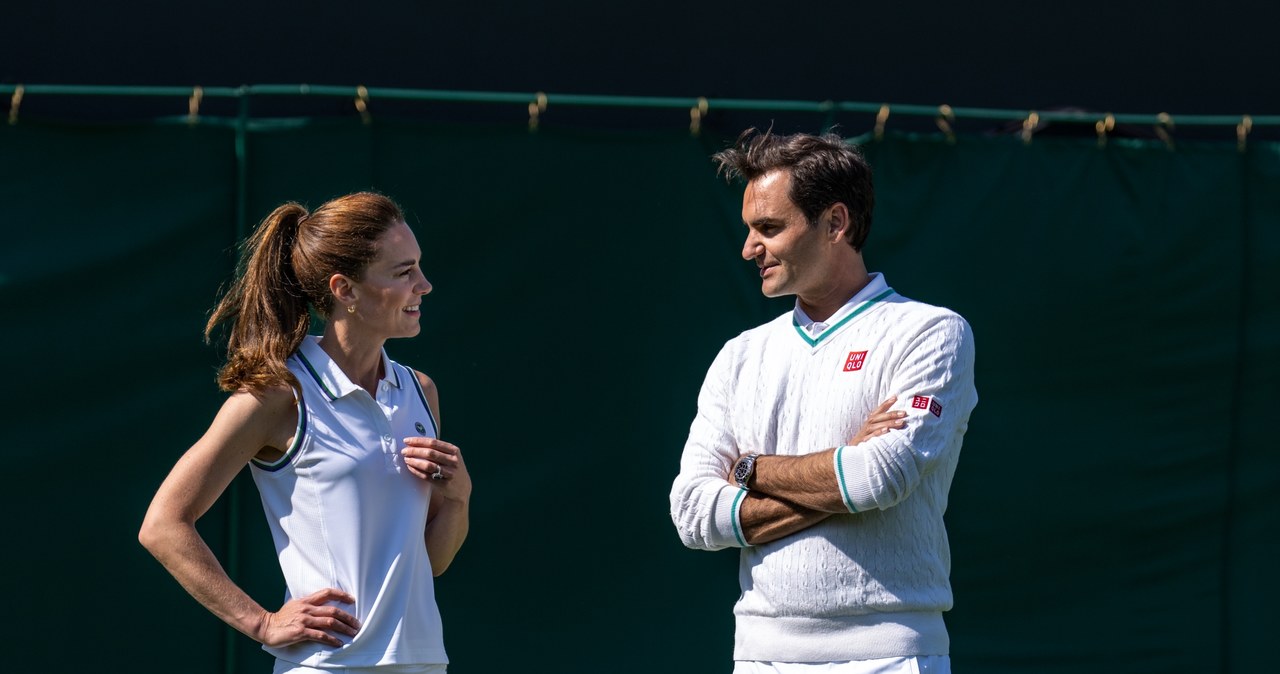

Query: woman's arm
left=401, top=371, right=471, bottom=576
left=138, top=387, right=360, bottom=647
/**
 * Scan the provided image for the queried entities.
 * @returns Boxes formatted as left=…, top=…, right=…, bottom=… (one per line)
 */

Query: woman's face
left=347, top=220, right=433, bottom=339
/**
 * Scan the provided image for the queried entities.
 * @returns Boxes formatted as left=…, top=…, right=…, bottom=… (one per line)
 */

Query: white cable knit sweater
left=670, top=274, right=978, bottom=662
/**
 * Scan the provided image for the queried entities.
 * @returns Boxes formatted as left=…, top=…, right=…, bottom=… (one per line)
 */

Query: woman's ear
left=329, top=273, right=357, bottom=306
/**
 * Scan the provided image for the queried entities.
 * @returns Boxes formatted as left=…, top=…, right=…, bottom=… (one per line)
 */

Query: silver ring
left=431, top=468, right=444, bottom=480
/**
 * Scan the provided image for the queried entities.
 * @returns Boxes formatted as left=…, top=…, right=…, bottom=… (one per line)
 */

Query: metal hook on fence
left=689, top=97, right=709, bottom=136
left=936, top=104, right=956, bottom=144
left=187, top=86, right=203, bottom=125
left=1021, top=110, right=1040, bottom=145
left=874, top=104, right=890, bottom=141
left=1154, top=112, right=1175, bottom=150
left=1237, top=114, right=1253, bottom=153
left=355, top=86, right=372, bottom=125
left=8, top=84, right=24, bottom=125
left=1095, top=113, right=1115, bottom=148
left=528, top=92, right=548, bottom=132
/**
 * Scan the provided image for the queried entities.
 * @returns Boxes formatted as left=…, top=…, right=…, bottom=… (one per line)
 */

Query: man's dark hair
left=713, top=129, right=875, bottom=251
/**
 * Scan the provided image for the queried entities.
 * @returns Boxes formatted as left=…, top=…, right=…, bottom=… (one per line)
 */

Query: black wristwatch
left=732, top=453, right=760, bottom=490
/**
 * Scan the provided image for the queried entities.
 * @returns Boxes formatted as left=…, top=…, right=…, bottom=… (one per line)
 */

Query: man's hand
left=847, top=396, right=906, bottom=446
left=733, top=396, right=906, bottom=544
left=727, top=396, right=905, bottom=485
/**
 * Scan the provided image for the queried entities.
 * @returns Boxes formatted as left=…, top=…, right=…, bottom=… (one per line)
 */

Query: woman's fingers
left=401, top=441, right=464, bottom=482
left=262, top=588, right=360, bottom=648
left=401, top=436, right=460, bottom=453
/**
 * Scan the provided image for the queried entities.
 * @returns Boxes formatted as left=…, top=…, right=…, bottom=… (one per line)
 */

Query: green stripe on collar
left=295, top=351, right=338, bottom=401
left=792, top=288, right=895, bottom=347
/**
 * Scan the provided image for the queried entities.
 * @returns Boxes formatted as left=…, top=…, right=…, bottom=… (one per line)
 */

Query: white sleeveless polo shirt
left=251, top=336, right=447, bottom=667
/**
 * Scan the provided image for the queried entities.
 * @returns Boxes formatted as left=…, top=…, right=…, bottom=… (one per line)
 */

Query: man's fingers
left=867, top=411, right=907, bottom=425
left=871, top=396, right=898, bottom=414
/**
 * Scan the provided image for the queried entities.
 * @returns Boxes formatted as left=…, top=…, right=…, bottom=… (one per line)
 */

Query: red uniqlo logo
left=843, top=351, right=868, bottom=372
left=911, top=396, right=943, bottom=418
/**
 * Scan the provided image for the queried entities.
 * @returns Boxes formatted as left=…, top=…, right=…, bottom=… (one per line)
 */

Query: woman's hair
left=205, top=191, right=405, bottom=392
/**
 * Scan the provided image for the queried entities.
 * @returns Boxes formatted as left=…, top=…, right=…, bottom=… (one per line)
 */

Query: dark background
left=3, top=3, right=1277, bottom=674
left=4, top=0, right=1278, bottom=132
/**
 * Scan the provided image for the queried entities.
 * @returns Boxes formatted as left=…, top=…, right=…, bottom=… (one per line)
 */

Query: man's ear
left=825, top=203, right=852, bottom=243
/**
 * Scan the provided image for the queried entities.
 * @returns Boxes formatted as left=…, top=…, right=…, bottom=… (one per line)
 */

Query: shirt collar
left=295, top=336, right=399, bottom=401
left=794, top=272, right=889, bottom=336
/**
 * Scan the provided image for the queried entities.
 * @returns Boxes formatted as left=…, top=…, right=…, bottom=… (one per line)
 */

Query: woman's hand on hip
left=256, top=588, right=360, bottom=648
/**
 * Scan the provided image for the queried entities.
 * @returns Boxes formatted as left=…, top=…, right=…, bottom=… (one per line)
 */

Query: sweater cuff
left=720, top=486, right=750, bottom=547
left=834, top=445, right=870, bottom=513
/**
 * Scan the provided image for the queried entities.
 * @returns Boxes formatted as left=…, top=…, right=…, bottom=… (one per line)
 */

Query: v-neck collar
left=791, top=275, right=894, bottom=347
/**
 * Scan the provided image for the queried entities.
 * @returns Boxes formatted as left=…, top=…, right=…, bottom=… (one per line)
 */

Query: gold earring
left=347, top=305, right=356, bottom=314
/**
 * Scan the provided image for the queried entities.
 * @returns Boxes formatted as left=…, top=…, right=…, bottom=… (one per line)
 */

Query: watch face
left=734, top=457, right=753, bottom=483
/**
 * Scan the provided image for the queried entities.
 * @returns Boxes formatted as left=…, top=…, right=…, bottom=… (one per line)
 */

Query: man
left=669, top=130, right=977, bottom=674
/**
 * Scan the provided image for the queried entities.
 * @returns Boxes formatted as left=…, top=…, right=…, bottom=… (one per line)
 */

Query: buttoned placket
left=368, top=380, right=400, bottom=473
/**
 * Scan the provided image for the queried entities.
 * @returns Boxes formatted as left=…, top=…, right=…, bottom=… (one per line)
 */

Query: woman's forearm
left=424, top=498, right=470, bottom=576
left=139, top=518, right=269, bottom=641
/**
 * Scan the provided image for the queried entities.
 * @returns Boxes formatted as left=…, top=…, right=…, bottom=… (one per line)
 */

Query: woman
left=140, top=192, right=469, bottom=673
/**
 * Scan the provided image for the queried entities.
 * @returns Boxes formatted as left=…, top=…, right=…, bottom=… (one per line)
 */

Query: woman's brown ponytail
left=206, top=203, right=311, bottom=392
left=204, top=192, right=404, bottom=393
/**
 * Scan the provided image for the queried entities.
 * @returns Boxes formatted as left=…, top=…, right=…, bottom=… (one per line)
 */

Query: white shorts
left=272, top=661, right=447, bottom=674
left=734, top=655, right=949, bottom=674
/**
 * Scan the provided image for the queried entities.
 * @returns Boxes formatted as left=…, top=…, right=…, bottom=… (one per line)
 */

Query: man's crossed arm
left=736, top=398, right=904, bottom=545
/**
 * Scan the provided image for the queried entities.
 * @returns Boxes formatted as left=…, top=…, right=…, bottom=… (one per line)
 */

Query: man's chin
left=760, top=284, right=790, bottom=299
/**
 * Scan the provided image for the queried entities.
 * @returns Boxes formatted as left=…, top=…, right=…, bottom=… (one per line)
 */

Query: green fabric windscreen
left=1, top=119, right=1274, bottom=673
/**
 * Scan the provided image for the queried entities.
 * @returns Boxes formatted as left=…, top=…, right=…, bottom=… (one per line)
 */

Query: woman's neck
left=319, top=324, right=386, bottom=395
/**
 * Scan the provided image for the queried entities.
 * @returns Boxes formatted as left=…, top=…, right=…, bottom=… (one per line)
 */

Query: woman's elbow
left=137, top=514, right=167, bottom=556
left=138, top=506, right=186, bottom=557
left=430, top=555, right=456, bottom=577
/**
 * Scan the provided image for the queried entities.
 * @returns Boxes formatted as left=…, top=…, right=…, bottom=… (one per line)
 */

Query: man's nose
left=742, top=232, right=762, bottom=261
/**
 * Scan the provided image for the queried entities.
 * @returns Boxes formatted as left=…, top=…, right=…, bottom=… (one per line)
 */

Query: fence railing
left=3, top=84, right=1273, bottom=138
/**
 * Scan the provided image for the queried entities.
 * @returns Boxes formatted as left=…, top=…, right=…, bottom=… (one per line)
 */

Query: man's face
left=740, top=170, right=830, bottom=299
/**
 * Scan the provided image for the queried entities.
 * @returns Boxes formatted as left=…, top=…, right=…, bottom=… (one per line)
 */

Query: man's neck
left=798, top=272, right=872, bottom=323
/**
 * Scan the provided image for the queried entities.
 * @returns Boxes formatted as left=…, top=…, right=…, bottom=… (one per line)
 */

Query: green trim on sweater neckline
left=792, top=288, right=895, bottom=347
